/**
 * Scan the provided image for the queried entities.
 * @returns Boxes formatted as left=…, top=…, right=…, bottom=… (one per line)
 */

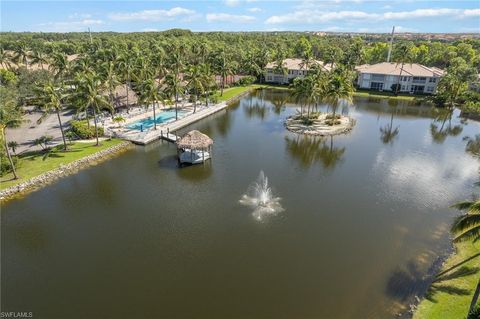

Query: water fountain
left=239, top=171, right=284, bottom=221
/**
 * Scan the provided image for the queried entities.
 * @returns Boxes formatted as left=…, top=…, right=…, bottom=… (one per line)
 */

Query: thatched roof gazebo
left=176, top=130, right=213, bottom=164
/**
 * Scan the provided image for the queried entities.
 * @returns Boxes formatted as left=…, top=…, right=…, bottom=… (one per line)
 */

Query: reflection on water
left=380, top=109, right=400, bottom=145
left=464, top=134, right=480, bottom=158
left=285, top=134, right=345, bottom=169
left=430, top=109, right=463, bottom=144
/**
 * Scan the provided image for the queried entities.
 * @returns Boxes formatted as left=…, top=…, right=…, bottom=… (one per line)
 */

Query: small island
left=285, top=113, right=355, bottom=136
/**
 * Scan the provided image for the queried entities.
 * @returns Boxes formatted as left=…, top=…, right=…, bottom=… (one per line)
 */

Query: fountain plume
left=239, top=171, right=284, bottom=221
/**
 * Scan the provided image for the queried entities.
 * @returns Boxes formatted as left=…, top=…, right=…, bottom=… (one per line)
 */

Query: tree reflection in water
left=285, top=134, right=345, bottom=169
left=244, top=93, right=269, bottom=120
left=380, top=104, right=400, bottom=145
left=430, top=109, right=463, bottom=144
left=463, top=134, right=480, bottom=158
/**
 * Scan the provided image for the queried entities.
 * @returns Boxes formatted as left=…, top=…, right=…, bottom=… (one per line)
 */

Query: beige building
left=355, top=62, right=444, bottom=94
left=265, top=58, right=333, bottom=84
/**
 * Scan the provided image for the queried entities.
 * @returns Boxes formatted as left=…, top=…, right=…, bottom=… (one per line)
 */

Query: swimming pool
left=126, top=109, right=187, bottom=131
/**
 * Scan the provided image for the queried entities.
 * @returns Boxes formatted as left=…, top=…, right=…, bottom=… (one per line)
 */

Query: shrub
left=326, top=114, right=341, bottom=120
left=325, top=119, right=341, bottom=126
left=0, top=153, right=18, bottom=176
left=235, top=76, right=256, bottom=86
left=70, top=120, right=104, bottom=139
left=0, top=69, right=17, bottom=86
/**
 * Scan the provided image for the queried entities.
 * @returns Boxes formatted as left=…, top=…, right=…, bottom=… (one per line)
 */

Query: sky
left=1, top=0, right=479, bottom=33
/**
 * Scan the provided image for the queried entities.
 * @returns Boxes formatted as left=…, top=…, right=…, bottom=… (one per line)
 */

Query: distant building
left=355, top=62, right=444, bottom=94
left=265, top=58, right=333, bottom=84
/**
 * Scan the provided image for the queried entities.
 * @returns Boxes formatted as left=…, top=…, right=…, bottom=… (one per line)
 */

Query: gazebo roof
left=176, top=130, right=213, bottom=149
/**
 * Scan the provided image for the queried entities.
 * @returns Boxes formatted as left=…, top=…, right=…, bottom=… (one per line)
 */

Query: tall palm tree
left=185, top=65, right=204, bottom=113
left=164, top=72, right=184, bottom=120
left=117, top=52, right=134, bottom=112
left=0, top=47, right=13, bottom=70
left=200, top=63, right=215, bottom=107
left=393, top=42, right=414, bottom=96
left=216, top=49, right=235, bottom=96
left=451, top=199, right=480, bottom=316
left=139, top=78, right=161, bottom=130
left=12, top=42, right=30, bottom=67
left=36, top=81, right=68, bottom=150
left=0, top=92, right=23, bottom=179
left=30, top=48, right=49, bottom=70
left=323, top=68, right=355, bottom=125
left=75, top=73, right=112, bottom=146
left=100, top=61, right=120, bottom=112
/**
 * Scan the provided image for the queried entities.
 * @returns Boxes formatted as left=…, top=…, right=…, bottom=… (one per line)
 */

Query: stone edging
left=0, top=141, right=133, bottom=203
left=285, top=114, right=356, bottom=136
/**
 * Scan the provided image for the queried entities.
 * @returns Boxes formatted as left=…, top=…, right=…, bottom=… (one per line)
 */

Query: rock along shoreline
left=0, top=141, right=133, bottom=203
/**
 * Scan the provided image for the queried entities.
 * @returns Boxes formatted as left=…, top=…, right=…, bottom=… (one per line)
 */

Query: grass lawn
left=353, top=90, right=418, bottom=101
left=216, top=86, right=256, bottom=102
left=1, top=139, right=124, bottom=190
left=413, top=241, right=480, bottom=319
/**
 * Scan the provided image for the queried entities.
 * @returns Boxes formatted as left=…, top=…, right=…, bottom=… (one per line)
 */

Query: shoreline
left=0, top=141, right=133, bottom=204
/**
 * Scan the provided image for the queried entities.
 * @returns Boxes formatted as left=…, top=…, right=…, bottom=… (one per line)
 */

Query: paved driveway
left=5, top=109, right=76, bottom=154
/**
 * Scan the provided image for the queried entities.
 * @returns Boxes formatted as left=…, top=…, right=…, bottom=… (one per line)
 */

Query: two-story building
left=265, top=58, right=333, bottom=84
left=355, top=62, right=444, bottom=94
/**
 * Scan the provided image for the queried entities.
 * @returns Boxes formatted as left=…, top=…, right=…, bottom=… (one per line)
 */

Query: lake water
left=1, top=89, right=479, bottom=319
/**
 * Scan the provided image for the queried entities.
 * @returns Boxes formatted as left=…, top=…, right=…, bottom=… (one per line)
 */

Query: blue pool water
left=126, top=109, right=186, bottom=131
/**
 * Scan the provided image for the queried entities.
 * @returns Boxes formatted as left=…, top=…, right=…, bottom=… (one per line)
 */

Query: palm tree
left=75, top=73, right=112, bottom=146
left=393, top=42, right=414, bottom=96
left=451, top=199, right=480, bottom=243
left=323, top=68, right=355, bottom=125
left=216, top=49, right=235, bottom=96
left=0, top=47, right=13, bottom=70
left=30, top=48, right=49, bottom=70
left=49, top=52, right=71, bottom=82
left=200, top=63, right=215, bottom=107
left=36, top=81, right=68, bottom=150
left=139, top=78, right=161, bottom=130
left=185, top=65, right=204, bottom=113
left=0, top=92, right=23, bottom=179
left=451, top=199, right=480, bottom=316
left=117, top=53, right=134, bottom=112
left=12, top=42, right=30, bottom=67
left=100, top=61, right=120, bottom=113
left=164, top=73, right=184, bottom=120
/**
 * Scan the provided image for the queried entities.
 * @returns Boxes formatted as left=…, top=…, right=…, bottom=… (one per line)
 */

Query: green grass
left=1, top=139, right=124, bottom=190
left=216, top=86, right=256, bottom=102
left=353, top=89, right=418, bottom=101
left=413, top=241, right=480, bottom=319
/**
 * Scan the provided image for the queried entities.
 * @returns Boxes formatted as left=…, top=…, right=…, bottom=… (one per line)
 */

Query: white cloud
left=206, top=13, right=256, bottom=23
left=248, top=7, right=262, bottom=13
left=142, top=28, right=159, bottom=32
left=224, top=0, right=240, bottom=7
left=266, top=10, right=377, bottom=24
left=37, top=19, right=104, bottom=32
left=68, top=13, right=92, bottom=19
left=109, top=7, right=195, bottom=22
left=266, top=8, right=480, bottom=25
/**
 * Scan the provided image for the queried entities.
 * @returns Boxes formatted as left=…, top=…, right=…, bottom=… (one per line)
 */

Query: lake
left=1, top=89, right=479, bottom=319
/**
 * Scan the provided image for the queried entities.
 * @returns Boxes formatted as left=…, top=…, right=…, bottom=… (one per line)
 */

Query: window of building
left=426, top=86, right=434, bottom=93
left=401, top=85, right=406, bottom=91
left=370, top=82, right=384, bottom=90
left=429, top=77, right=437, bottom=83
left=402, top=76, right=409, bottom=81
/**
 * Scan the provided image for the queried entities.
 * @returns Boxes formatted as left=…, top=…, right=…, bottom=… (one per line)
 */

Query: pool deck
left=110, top=101, right=229, bottom=145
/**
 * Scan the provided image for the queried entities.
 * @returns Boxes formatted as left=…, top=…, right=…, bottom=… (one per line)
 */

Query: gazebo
left=176, top=130, right=213, bottom=164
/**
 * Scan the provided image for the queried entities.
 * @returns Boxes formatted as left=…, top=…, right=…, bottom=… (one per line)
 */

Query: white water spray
left=239, top=171, right=284, bottom=221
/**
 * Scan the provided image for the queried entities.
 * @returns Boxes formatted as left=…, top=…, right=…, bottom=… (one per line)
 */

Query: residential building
left=265, top=58, right=333, bottom=84
left=355, top=62, right=444, bottom=94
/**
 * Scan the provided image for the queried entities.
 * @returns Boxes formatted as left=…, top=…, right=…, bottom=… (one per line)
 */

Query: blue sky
left=1, top=0, right=479, bottom=33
